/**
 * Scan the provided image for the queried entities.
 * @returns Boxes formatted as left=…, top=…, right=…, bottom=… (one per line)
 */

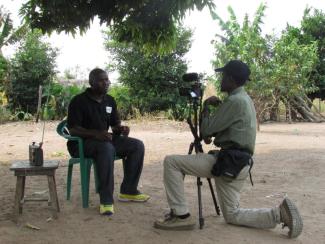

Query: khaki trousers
left=163, top=153, right=281, bottom=228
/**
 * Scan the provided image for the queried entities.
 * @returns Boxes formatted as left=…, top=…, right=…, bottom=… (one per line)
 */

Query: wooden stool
left=10, top=160, right=60, bottom=222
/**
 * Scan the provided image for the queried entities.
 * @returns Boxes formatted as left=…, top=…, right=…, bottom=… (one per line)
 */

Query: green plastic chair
left=56, top=120, right=122, bottom=208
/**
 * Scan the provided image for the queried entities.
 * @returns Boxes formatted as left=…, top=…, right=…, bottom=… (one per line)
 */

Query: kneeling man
left=154, top=60, right=303, bottom=239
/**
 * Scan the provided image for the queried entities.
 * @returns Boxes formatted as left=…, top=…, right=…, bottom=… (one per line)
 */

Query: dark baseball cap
left=215, top=60, right=251, bottom=83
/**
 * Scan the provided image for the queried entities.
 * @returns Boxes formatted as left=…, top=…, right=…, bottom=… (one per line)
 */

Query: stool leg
left=48, top=175, right=60, bottom=219
left=53, top=175, right=60, bottom=212
left=20, top=176, right=26, bottom=214
left=13, top=176, right=24, bottom=223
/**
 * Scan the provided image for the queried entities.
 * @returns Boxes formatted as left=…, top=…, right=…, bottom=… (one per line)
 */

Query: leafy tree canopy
left=20, top=0, right=214, bottom=53
left=211, top=3, right=318, bottom=123
left=0, top=6, right=28, bottom=53
left=0, top=6, right=28, bottom=93
left=300, top=8, right=325, bottom=91
left=9, top=29, right=57, bottom=113
left=105, top=26, right=192, bottom=119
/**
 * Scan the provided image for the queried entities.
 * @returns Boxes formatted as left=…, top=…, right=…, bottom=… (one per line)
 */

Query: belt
left=222, top=147, right=252, bottom=156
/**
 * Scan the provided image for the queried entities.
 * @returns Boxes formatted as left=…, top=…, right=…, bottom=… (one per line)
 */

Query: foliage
left=0, top=105, right=11, bottom=123
left=0, top=6, right=28, bottom=95
left=0, top=54, right=8, bottom=92
left=42, top=82, right=84, bottom=120
left=20, top=0, right=214, bottom=53
left=8, top=29, right=57, bottom=114
left=212, top=4, right=272, bottom=95
left=10, top=110, right=33, bottom=121
left=291, top=8, right=325, bottom=96
left=108, top=84, right=132, bottom=120
left=0, top=6, right=28, bottom=52
left=270, top=29, right=317, bottom=99
left=105, top=26, right=192, bottom=120
left=211, top=3, right=318, bottom=122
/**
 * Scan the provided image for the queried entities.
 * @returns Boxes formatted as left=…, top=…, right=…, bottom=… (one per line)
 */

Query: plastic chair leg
left=67, top=163, right=73, bottom=200
left=79, top=161, right=90, bottom=208
left=86, top=162, right=92, bottom=195
left=93, top=163, right=99, bottom=193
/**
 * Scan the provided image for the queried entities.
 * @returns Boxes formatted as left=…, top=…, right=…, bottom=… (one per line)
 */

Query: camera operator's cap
left=215, top=60, right=251, bottom=83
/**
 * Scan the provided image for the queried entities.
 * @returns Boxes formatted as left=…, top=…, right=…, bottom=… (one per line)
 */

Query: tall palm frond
left=0, top=15, right=13, bottom=46
left=210, top=7, right=235, bottom=39
left=227, top=6, right=240, bottom=35
left=0, top=6, right=28, bottom=53
left=252, top=3, right=266, bottom=33
left=242, top=14, right=249, bottom=33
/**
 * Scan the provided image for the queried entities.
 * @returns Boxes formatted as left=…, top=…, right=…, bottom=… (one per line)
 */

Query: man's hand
left=203, top=137, right=212, bottom=144
left=112, top=125, right=130, bottom=136
left=120, top=126, right=130, bottom=136
left=94, top=131, right=112, bottom=141
left=203, top=96, right=222, bottom=107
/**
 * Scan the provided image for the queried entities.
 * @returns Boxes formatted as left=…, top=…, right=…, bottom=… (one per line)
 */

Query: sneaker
left=154, top=211, right=196, bottom=231
left=118, top=193, right=150, bottom=202
left=279, top=198, right=303, bottom=238
left=100, top=204, right=114, bottom=216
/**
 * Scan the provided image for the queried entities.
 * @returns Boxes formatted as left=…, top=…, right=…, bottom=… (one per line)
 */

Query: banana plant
left=0, top=6, right=28, bottom=55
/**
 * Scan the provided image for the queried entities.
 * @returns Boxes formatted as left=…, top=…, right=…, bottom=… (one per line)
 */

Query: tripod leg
left=197, top=177, right=204, bottom=229
left=188, top=143, right=194, bottom=154
left=207, top=178, right=220, bottom=216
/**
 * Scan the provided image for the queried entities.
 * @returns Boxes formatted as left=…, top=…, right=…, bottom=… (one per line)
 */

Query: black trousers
left=74, top=136, right=145, bottom=204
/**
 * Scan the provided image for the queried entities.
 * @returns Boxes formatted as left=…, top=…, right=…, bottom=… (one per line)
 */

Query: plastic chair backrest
left=56, top=120, right=85, bottom=160
left=57, top=120, right=78, bottom=140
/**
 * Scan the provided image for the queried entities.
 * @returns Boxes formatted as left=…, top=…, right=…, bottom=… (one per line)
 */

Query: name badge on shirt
left=106, top=106, right=112, bottom=114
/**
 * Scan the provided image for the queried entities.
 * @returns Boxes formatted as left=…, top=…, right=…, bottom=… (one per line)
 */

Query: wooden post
left=35, top=85, right=43, bottom=123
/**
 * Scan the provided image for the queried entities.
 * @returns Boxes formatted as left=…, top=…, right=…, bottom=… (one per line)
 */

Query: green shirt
left=200, top=86, right=257, bottom=155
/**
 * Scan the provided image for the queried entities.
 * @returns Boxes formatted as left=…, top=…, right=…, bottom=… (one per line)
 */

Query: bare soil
left=0, top=120, right=324, bottom=244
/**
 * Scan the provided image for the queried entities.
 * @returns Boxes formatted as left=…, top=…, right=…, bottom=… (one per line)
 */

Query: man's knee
left=163, top=155, right=176, bottom=169
left=134, top=139, right=144, bottom=152
left=97, top=141, right=116, bottom=156
left=222, top=209, right=238, bottom=225
left=125, top=137, right=144, bottom=154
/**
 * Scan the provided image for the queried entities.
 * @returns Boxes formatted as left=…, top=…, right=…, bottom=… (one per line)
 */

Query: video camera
left=179, top=73, right=203, bottom=99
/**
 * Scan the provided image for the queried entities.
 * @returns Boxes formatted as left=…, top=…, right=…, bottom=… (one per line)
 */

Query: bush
left=11, top=110, right=33, bottom=121
left=109, top=84, right=132, bottom=120
left=0, top=106, right=11, bottom=123
left=42, top=82, right=84, bottom=120
left=0, top=55, right=9, bottom=92
left=9, top=30, right=57, bottom=114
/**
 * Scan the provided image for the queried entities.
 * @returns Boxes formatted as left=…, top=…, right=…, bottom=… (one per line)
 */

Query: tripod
left=186, top=91, right=220, bottom=229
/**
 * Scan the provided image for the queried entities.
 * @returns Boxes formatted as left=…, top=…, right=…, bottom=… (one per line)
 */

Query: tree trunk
left=289, top=95, right=324, bottom=122
left=270, top=100, right=279, bottom=121
left=287, top=102, right=292, bottom=123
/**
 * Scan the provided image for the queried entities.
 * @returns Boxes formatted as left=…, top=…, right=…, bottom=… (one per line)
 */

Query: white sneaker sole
left=118, top=196, right=150, bottom=202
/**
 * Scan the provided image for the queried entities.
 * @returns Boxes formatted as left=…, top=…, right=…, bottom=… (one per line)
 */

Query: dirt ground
left=0, top=120, right=324, bottom=244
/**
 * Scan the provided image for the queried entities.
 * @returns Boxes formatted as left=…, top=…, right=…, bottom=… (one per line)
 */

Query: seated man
left=154, top=60, right=303, bottom=239
left=67, top=68, right=150, bottom=216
